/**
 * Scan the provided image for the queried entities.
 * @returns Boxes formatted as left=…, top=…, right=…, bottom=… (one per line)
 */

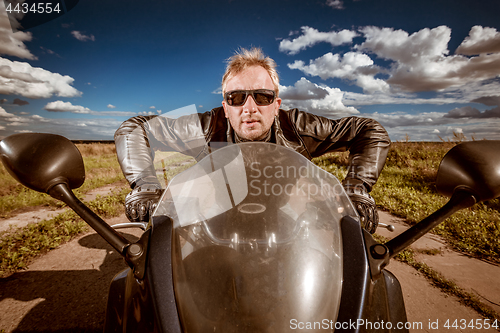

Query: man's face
left=222, top=66, right=282, bottom=141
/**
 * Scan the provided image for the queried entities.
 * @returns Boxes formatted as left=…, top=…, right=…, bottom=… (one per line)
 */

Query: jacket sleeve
left=291, top=111, right=391, bottom=191
left=114, top=113, right=208, bottom=188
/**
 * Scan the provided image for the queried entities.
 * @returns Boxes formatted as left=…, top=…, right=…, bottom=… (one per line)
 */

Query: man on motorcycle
left=114, top=47, right=390, bottom=233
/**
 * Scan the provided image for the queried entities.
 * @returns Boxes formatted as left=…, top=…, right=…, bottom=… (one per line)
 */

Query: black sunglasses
left=224, top=89, right=276, bottom=106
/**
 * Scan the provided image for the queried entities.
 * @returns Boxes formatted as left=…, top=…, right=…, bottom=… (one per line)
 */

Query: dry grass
left=76, top=143, right=116, bottom=156
left=0, top=143, right=123, bottom=217
left=314, top=140, right=500, bottom=263
left=0, top=142, right=194, bottom=276
left=2, top=140, right=499, bottom=263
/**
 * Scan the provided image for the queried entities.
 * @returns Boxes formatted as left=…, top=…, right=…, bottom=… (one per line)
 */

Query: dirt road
left=0, top=215, right=138, bottom=332
left=1, top=206, right=499, bottom=332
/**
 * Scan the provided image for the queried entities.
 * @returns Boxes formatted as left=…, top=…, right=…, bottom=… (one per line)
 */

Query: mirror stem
left=385, top=190, right=477, bottom=259
left=48, top=183, right=131, bottom=256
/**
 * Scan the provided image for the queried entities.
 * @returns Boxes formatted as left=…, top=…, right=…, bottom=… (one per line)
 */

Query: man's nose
left=242, top=94, right=258, bottom=112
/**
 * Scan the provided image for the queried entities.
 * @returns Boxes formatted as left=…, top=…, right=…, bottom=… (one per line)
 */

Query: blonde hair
left=222, top=47, right=280, bottom=96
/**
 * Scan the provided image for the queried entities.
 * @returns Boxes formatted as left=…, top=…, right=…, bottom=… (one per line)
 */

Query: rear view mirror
left=0, top=133, right=85, bottom=193
left=0, top=132, right=150, bottom=279
left=436, top=140, right=500, bottom=202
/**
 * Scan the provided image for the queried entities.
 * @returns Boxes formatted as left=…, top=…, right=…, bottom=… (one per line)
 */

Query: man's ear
left=222, top=101, right=229, bottom=118
left=275, top=97, right=282, bottom=116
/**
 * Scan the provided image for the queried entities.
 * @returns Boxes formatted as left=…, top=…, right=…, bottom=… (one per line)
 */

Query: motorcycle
left=1, top=133, right=499, bottom=333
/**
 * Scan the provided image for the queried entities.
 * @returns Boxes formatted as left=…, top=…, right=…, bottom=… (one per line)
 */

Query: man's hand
left=125, top=182, right=163, bottom=223
left=343, top=179, right=379, bottom=234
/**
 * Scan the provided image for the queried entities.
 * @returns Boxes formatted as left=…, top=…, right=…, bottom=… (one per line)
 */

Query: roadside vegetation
left=1, top=139, right=499, bottom=275
left=0, top=188, right=128, bottom=277
left=0, top=143, right=128, bottom=276
left=395, top=247, right=500, bottom=322
left=0, top=144, right=195, bottom=277
left=378, top=231, right=500, bottom=322
left=313, top=140, right=500, bottom=264
left=373, top=231, right=500, bottom=322
left=0, top=143, right=125, bottom=218
left=315, top=139, right=500, bottom=319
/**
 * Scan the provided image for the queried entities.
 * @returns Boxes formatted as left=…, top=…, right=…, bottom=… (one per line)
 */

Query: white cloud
left=96, top=111, right=137, bottom=117
left=71, top=31, right=95, bottom=42
left=107, top=104, right=116, bottom=109
left=456, top=26, right=500, bottom=55
left=390, top=52, right=500, bottom=92
left=0, top=106, right=36, bottom=132
left=326, top=0, right=344, bottom=9
left=357, top=25, right=500, bottom=92
left=44, top=101, right=91, bottom=113
left=357, top=26, right=451, bottom=66
left=287, top=25, right=500, bottom=96
left=212, top=87, right=222, bottom=95
left=281, top=79, right=500, bottom=125
left=288, top=52, right=390, bottom=93
left=342, top=89, right=470, bottom=106
left=0, top=2, right=36, bottom=60
left=356, top=25, right=456, bottom=91
left=0, top=109, right=126, bottom=140
left=289, top=52, right=372, bottom=80
left=444, top=105, right=500, bottom=119
left=279, top=26, right=357, bottom=55
left=139, top=111, right=157, bottom=116
left=279, top=78, right=358, bottom=117
left=44, top=100, right=137, bottom=117
left=280, top=77, right=329, bottom=100
left=278, top=24, right=500, bottom=141
left=471, top=95, right=500, bottom=106
left=444, top=106, right=481, bottom=118
left=0, top=63, right=40, bottom=82
left=439, top=78, right=500, bottom=104
left=363, top=109, right=500, bottom=141
left=39, top=46, right=60, bottom=58
left=0, top=57, right=82, bottom=98
left=0, top=106, right=24, bottom=122
left=368, top=111, right=445, bottom=128
left=0, top=106, right=9, bottom=115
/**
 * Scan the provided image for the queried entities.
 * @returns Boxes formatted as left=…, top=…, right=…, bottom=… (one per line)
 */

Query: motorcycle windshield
left=153, top=142, right=357, bottom=332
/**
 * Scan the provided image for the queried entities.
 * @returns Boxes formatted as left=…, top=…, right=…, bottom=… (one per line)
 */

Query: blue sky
left=1, top=0, right=500, bottom=141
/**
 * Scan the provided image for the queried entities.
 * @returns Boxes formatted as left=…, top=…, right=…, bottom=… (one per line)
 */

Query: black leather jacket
left=114, top=107, right=390, bottom=191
